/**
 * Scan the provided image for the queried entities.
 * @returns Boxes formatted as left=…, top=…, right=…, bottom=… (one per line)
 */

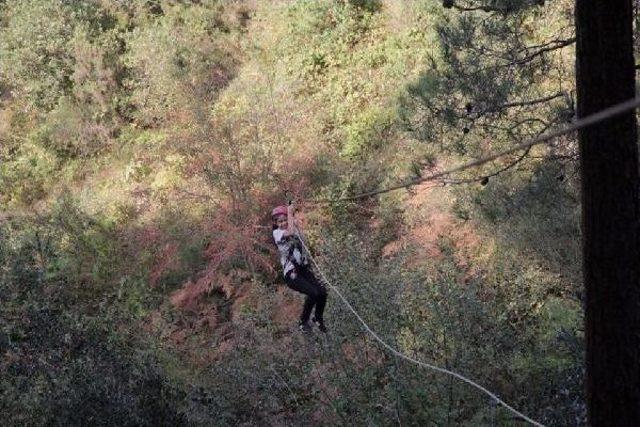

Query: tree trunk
left=575, top=1, right=640, bottom=424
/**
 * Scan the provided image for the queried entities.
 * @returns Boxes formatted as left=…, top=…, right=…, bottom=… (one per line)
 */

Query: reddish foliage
left=133, top=224, right=163, bottom=249
left=149, top=242, right=179, bottom=287
left=171, top=271, right=225, bottom=313
left=202, top=203, right=275, bottom=275
left=170, top=114, right=323, bottom=318
left=124, top=224, right=182, bottom=288
left=170, top=201, right=276, bottom=313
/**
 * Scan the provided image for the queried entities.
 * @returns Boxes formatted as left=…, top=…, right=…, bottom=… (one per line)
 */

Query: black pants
left=285, top=266, right=327, bottom=323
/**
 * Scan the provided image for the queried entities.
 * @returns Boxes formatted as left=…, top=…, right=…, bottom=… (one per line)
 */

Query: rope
left=307, top=95, right=640, bottom=204
left=275, top=83, right=640, bottom=427
left=296, top=233, right=545, bottom=427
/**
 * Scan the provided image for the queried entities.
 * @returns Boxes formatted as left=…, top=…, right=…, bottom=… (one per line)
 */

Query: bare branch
left=446, top=0, right=545, bottom=14
left=471, top=92, right=565, bottom=116
left=451, top=4, right=509, bottom=14
left=504, top=37, right=576, bottom=68
left=519, top=34, right=575, bottom=54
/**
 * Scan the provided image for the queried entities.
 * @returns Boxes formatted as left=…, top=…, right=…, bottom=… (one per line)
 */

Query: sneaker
left=298, top=320, right=312, bottom=333
left=312, top=317, right=327, bottom=333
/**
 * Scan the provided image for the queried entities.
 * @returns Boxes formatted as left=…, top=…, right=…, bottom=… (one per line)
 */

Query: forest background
left=0, top=0, right=591, bottom=425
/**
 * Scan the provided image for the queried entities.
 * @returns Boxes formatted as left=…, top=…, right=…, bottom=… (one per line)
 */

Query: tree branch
left=471, top=92, right=565, bottom=116
left=452, top=4, right=509, bottom=14
left=445, top=0, right=545, bottom=14
left=440, top=145, right=533, bottom=185
left=505, top=37, right=576, bottom=67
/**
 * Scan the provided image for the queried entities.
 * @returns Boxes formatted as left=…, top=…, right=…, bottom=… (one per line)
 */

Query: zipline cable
left=307, top=95, right=640, bottom=204
left=296, top=233, right=545, bottom=427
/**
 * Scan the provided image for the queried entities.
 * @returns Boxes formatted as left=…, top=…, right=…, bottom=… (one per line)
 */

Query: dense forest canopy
left=1, top=0, right=634, bottom=425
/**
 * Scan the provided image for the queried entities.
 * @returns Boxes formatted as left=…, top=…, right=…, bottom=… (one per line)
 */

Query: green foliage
left=0, top=0, right=242, bottom=208
left=0, top=302, right=186, bottom=425
left=0, top=209, right=187, bottom=425
left=341, top=105, right=395, bottom=158
left=459, top=161, right=582, bottom=289
left=269, top=0, right=436, bottom=198
left=0, top=0, right=121, bottom=111
left=404, top=0, right=574, bottom=158
left=124, top=1, right=239, bottom=126
left=1, top=0, right=75, bottom=110
left=0, top=141, right=58, bottom=205
left=300, top=228, right=582, bottom=425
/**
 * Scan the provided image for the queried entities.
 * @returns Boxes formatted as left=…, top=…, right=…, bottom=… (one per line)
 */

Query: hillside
left=1, top=1, right=588, bottom=425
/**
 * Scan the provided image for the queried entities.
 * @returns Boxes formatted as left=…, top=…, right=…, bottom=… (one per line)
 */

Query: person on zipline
left=272, top=203, right=328, bottom=333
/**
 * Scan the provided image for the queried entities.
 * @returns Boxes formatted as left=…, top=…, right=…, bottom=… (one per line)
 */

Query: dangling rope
left=266, top=73, right=640, bottom=426
left=296, top=231, right=545, bottom=427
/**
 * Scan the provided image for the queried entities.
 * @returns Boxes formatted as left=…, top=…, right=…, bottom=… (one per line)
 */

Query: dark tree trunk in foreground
left=576, top=0, right=640, bottom=424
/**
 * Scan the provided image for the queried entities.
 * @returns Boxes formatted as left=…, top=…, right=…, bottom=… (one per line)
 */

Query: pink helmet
left=271, top=205, right=288, bottom=218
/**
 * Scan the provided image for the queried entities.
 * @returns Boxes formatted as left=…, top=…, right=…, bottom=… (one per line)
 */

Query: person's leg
left=299, top=267, right=327, bottom=324
left=285, top=273, right=320, bottom=324
left=314, top=288, right=327, bottom=322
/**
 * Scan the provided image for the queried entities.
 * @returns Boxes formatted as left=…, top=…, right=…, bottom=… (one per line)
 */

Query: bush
left=124, top=2, right=239, bottom=126
left=0, top=213, right=187, bottom=425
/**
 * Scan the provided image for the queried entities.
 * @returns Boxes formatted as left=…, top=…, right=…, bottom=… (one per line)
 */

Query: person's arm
left=287, top=202, right=295, bottom=234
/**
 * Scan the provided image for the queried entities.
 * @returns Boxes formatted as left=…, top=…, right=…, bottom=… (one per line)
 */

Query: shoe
left=312, top=317, right=327, bottom=333
left=298, top=320, right=312, bottom=333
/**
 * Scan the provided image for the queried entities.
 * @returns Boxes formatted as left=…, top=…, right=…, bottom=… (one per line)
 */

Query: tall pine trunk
left=575, top=0, right=640, bottom=424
